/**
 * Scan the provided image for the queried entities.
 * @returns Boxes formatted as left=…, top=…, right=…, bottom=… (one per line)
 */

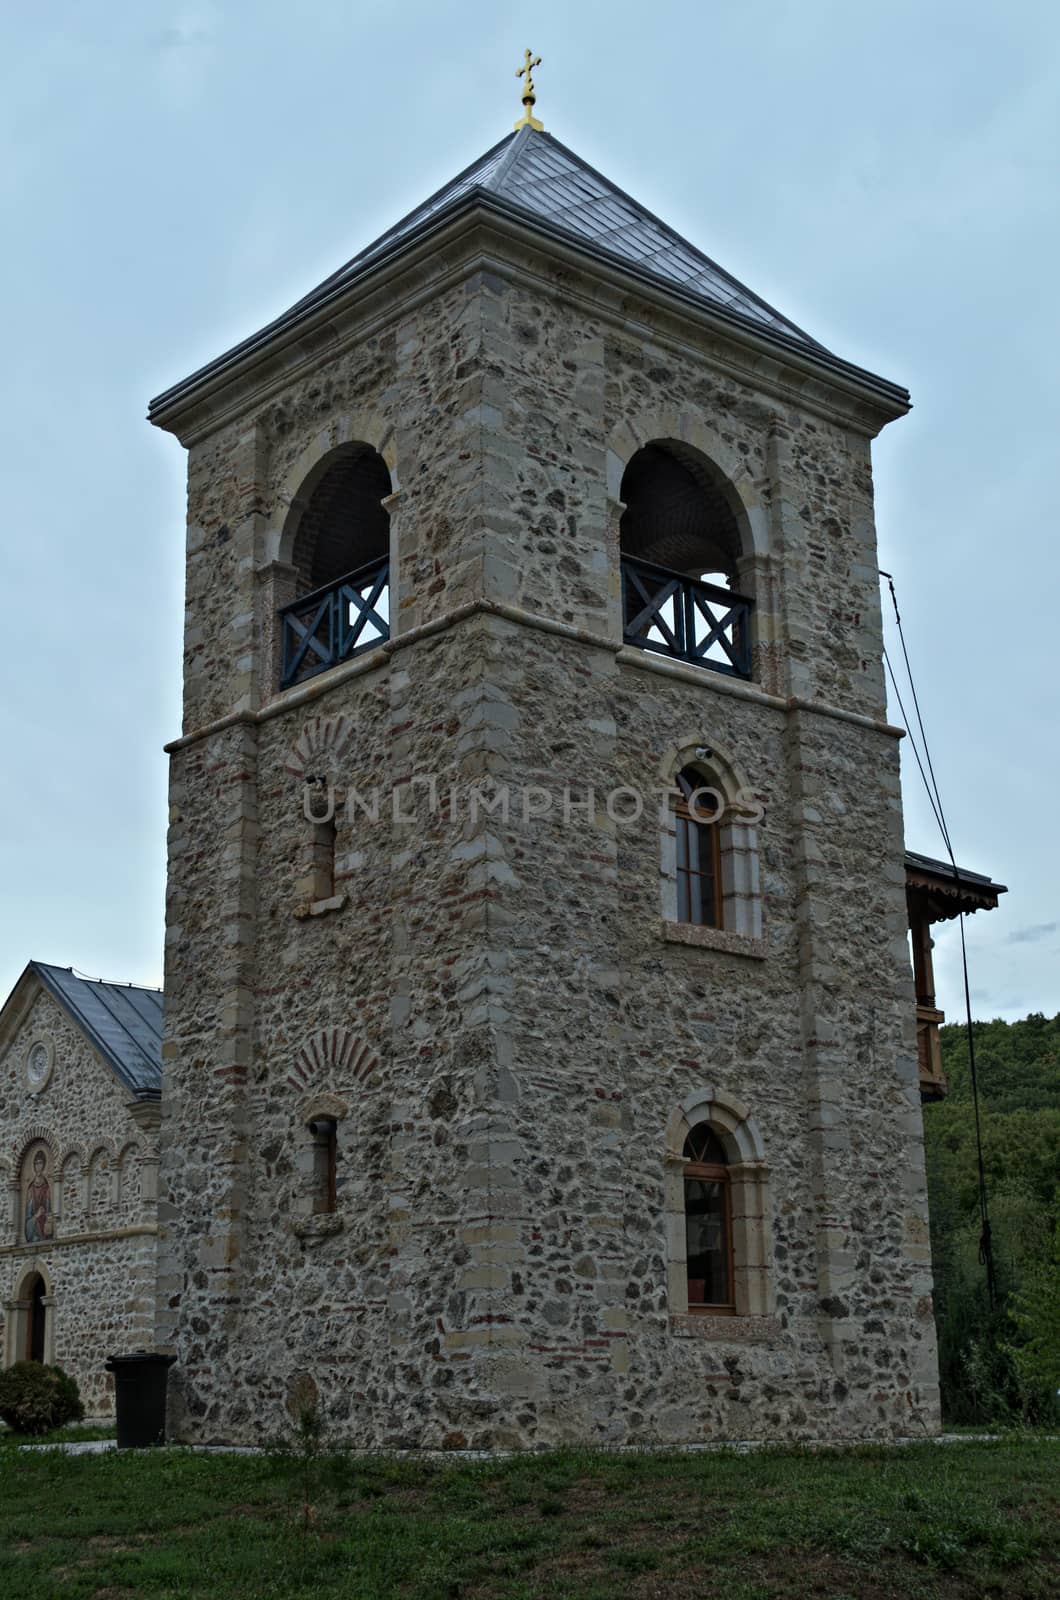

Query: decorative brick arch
left=285, top=715, right=356, bottom=781
left=11, top=1124, right=60, bottom=1177
left=664, top=1083, right=773, bottom=1319
left=287, top=1029, right=377, bottom=1095
left=268, top=414, right=399, bottom=567
left=605, top=411, right=769, bottom=557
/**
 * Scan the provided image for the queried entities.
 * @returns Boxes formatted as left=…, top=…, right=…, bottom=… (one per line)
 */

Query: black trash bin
left=105, top=1351, right=176, bottom=1448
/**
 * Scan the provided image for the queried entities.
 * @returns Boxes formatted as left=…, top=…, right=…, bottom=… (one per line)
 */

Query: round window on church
left=25, top=1038, right=55, bottom=1095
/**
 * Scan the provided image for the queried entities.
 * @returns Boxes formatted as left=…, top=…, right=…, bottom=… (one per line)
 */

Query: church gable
left=0, top=970, right=162, bottom=1406
left=0, top=982, right=149, bottom=1238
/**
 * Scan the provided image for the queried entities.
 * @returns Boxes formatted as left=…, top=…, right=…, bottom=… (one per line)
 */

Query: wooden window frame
left=674, top=793, right=723, bottom=930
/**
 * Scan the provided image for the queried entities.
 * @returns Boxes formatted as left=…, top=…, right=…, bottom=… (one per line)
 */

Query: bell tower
left=150, top=85, right=938, bottom=1446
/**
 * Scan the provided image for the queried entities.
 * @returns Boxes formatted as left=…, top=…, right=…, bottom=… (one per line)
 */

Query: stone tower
left=149, top=118, right=938, bottom=1446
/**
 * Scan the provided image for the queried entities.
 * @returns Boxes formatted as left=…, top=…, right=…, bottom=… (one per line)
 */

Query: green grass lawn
left=1, top=1434, right=1056, bottom=1599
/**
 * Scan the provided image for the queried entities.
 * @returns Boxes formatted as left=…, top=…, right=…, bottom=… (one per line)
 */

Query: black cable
left=880, top=571, right=997, bottom=1310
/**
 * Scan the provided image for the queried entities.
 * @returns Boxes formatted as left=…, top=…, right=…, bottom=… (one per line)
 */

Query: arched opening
left=682, top=1126, right=733, bottom=1311
left=280, top=445, right=393, bottom=690
left=619, top=442, right=753, bottom=678
left=26, top=1272, right=46, bottom=1363
left=290, top=446, right=392, bottom=594
left=621, top=442, right=743, bottom=582
left=664, top=1089, right=774, bottom=1320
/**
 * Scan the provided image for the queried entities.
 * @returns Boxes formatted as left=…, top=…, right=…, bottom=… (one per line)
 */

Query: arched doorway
left=4, top=1266, right=54, bottom=1369
left=26, top=1272, right=46, bottom=1363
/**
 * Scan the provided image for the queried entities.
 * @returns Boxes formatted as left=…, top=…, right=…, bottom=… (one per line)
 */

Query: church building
left=132, top=73, right=1003, bottom=1446
left=0, top=963, right=162, bottom=1412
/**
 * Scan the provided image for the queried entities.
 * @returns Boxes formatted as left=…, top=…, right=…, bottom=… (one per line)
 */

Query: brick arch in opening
left=287, top=1029, right=378, bottom=1096
left=605, top=411, right=768, bottom=559
left=10, top=1124, right=61, bottom=1176
left=285, top=714, right=356, bottom=781
left=664, top=1083, right=773, bottom=1319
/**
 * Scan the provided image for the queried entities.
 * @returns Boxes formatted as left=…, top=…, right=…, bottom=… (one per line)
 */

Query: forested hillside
left=923, top=1013, right=1060, bottom=1422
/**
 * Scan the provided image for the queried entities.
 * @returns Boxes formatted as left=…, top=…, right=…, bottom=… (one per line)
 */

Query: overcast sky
left=1, top=2, right=1057, bottom=1023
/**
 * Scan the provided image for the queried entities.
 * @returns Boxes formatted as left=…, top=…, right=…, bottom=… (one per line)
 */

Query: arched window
left=620, top=442, right=753, bottom=678
left=665, top=1089, right=773, bottom=1322
left=661, top=752, right=763, bottom=949
left=279, top=445, right=393, bottom=689
left=683, top=1126, right=733, bottom=1311
left=674, top=767, right=723, bottom=929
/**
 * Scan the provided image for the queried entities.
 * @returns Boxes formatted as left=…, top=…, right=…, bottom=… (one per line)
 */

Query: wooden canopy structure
left=905, top=851, right=1007, bottom=1101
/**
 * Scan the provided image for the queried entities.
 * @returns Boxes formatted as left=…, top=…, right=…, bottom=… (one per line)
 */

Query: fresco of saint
left=24, top=1148, right=54, bottom=1243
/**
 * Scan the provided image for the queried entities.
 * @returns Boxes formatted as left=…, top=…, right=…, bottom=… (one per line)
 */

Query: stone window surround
left=658, top=738, right=764, bottom=956
left=24, top=1036, right=55, bottom=1096
left=664, top=1087, right=773, bottom=1324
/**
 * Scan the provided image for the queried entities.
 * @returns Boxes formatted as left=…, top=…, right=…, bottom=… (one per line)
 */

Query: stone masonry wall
left=157, top=248, right=937, bottom=1445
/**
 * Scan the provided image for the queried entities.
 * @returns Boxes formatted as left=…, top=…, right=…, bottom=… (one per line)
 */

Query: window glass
left=684, top=1177, right=730, bottom=1306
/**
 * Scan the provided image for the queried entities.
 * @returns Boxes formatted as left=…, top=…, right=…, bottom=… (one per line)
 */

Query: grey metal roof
left=291, top=127, right=824, bottom=350
left=31, top=962, right=163, bottom=1099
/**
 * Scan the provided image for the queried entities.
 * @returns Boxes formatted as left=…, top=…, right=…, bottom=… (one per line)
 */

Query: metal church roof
left=290, top=126, right=825, bottom=351
left=30, top=962, right=163, bottom=1099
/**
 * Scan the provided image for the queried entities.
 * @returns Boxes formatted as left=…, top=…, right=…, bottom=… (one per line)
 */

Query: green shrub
left=0, top=1362, right=84, bottom=1436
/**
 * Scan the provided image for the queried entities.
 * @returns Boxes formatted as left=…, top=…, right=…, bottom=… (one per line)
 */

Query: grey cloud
left=1006, top=923, right=1058, bottom=945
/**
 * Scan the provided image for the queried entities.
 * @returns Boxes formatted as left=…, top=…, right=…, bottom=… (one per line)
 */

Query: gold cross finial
left=514, top=48, right=543, bottom=131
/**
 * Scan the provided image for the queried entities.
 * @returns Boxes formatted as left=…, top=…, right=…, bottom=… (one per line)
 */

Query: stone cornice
left=149, top=202, right=909, bottom=449
left=165, top=597, right=904, bottom=754
left=0, top=1223, right=158, bottom=1259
